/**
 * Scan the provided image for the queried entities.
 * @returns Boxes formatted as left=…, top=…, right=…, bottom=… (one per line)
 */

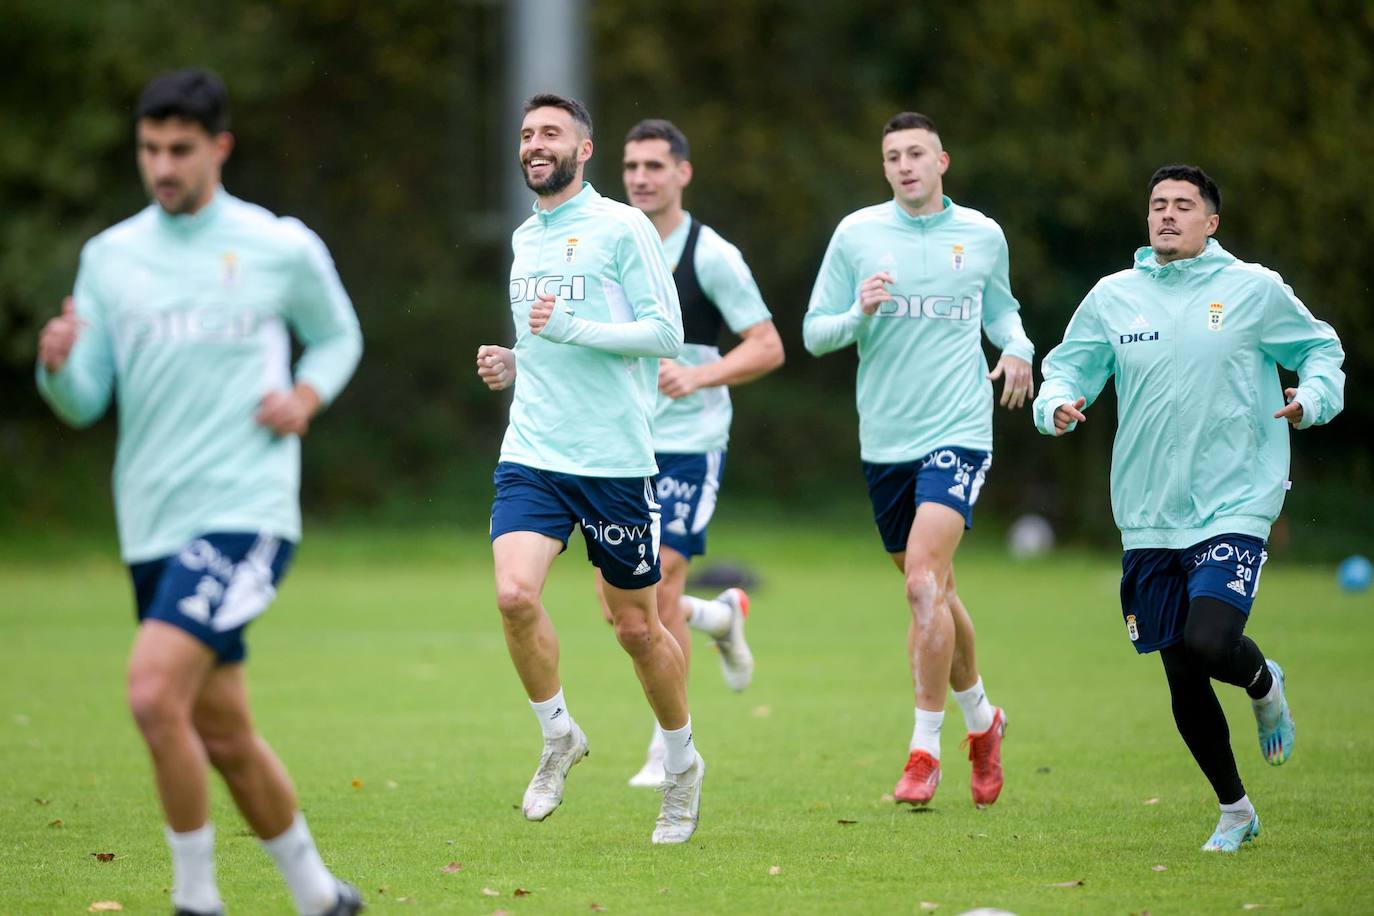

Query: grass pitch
left=2, top=518, right=1372, bottom=914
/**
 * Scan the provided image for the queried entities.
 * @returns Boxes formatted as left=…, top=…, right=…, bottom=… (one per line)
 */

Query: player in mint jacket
left=35, top=70, right=362, bottom=915
left=475, top=95, right=703, bottom=845
left=805, top=112, right=1033, bottom=810
left=1035, top=165, right=1345, bottom=853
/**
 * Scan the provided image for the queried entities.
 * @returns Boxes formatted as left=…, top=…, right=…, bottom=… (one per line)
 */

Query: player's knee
left=127, top=672, right=186, bottom=736
left=905, top=567, right=941, bottom=613
left=199, top=727, right=254, bottom=773
left=612, top=615, right=653, bottom=655
left=1183, top=628, right=1230, bottom=671
left=494, top=578, right=540, bottom=619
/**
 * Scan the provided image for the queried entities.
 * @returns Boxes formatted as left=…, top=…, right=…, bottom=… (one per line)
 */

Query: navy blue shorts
left=863, top=447, right=992, bottom=553
left=490, top=462, right=662, bottom=589
left=128, top=533, right=295, bottom=664
left=654, top=450, right=725, bottom=560
left=1120, top=534, right=1268, bottom=654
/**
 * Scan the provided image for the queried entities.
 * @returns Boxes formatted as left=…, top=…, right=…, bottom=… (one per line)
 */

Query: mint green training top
left=502, top=183, right=683, bottom=477
left=36, top=189, right=363, bottom=563
left=803, top=197, right=1035, bottom=463
left=653, top=213, right=772, bottom=454
left=1034, top=240, right=1346, bottom=550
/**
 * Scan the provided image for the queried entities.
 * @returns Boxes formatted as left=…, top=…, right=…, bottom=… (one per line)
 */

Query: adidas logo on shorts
left=633, top=560, right=652, bottom=576
left=1226, top=579, right=1248, bottom=596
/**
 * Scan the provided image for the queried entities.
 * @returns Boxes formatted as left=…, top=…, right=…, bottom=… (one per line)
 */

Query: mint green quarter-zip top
left=1035, top=239, right=1345, bottom=549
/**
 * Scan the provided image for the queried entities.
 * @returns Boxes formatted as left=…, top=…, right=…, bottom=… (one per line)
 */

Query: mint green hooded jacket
left=1034, top=240, right=1345, bottom=550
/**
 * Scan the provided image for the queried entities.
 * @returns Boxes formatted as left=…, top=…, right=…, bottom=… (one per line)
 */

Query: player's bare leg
left=127, top=621, right=218, bottom=831
left=604, top=580, right=703, bottom=843
left=493, top=531, right=565, bottom=702
left=601, top=549, right=692, bottom=787
left=493, top=531, right=589, bottom=822
left=194, top=664, right=355, bottom=914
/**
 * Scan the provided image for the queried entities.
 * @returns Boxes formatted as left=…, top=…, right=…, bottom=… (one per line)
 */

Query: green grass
left=2, top=520, right=1372, bottom=914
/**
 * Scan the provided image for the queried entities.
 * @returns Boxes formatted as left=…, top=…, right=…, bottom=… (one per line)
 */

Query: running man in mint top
left=35, top=69, right=362, bottom=916
left=1035, top=165, right=1345, bottom=853
left=475, top=95, right=703, bottom=845
left=805, top=111, right=1034, bottom=810
left=608, top=119, right=784, bottom=790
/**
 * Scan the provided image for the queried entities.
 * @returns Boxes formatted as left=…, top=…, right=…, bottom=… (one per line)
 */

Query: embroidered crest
left=1207, top=302, right=1224, bottom=332
left=1126, top=614, right=1139, bottom=642
left=951, top=244, right=965, bottom=272
left=221, top=252, right=240, bottom=289
left=564, top=237, right=579, bottom=264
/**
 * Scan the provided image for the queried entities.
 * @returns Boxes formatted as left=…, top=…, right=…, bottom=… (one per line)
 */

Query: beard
left=523, top=151, right=578, bottom=197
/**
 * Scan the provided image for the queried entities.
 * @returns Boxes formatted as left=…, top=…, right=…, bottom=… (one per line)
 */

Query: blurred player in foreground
left=804, top=112, right=1033, bottom=808
left=1035, top=164, right=1345, bottom=851
left=609, top=117, right=784, bottom=787
left=36, top=69, right=364, bottom=914
left=475, top=94, right=705, bottom=844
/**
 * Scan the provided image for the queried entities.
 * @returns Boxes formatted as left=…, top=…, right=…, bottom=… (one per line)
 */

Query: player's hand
left=529, top=293, right=556, bottom=335
left=987, top=354, right=1034, bottom=409
left=658, top=360, right=701, bottom=399
left=1053, top=397, right=1087, bottom=435
left=38, top=296, right=85, bottom=373
left=1274, top=387, right=1304, bottom=427
left=255, top=383, right=321, bottom=437
left=858, top=272, right=895, bottom=315
left=477, top=344, right=516, bottom=391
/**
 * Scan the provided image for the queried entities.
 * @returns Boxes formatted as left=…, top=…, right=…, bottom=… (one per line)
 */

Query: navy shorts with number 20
left=863, top=446, right=992, bottom=553
left=490, top=461, right=662, bottom=589
left=1119, top=533, right=1268, bottom=654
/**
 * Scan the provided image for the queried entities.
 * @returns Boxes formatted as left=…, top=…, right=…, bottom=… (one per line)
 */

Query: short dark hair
left=524, top=93, right=593, bottom=139
left=883, top=111, right=940, bottom=139
left=136, top=68, right=230, bottom=134
left=1149, top=164, right=1221, bottom=213
left=624, top=119, right=690, bottom=161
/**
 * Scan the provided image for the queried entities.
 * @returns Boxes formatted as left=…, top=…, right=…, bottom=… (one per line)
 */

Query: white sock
left=661, top=717, right=696, bottom=774
left=1218, top=794, right=1256, bottom=830
left=684, top=595, right=732, bottom=638
left=647, top=723, right=666, bottom=756
left=164, top=823, right=222, bottom=914
left=530, top=688, right=572, bottom=740
left=953, top=677, right=996, bottom=734
left=259, top=814, right=338, bottom=916
left=910, top=708, right=944, bottom=758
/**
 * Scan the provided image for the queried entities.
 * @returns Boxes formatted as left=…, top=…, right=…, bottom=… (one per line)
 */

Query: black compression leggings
left=1159, top=597, right=1273, bottom=805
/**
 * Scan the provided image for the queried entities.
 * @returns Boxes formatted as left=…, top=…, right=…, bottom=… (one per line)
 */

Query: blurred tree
left=3, top=0, right=1369, bottom=552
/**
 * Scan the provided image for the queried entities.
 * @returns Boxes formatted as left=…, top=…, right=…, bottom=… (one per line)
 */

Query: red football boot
left=964, top=707, right=1006, bottom=807
left=893, top=750, right=941, bottom=805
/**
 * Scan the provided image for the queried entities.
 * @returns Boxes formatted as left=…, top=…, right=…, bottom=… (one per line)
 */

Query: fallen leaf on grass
left=837, top=819, right=858, bottom=825
left=440, top=862, right=463, bottom=874
left=87, top=903, right=123, bottom=912
left=880, top=793, right=895, bottom=803
left=970, top=833, right=989, bottom=839
left=386, top=780, right=399, bottom=790
left=350, top=779, right=364, bottom=789
left=1048, top=879, right=1085, bottom=887
left=590, top=905, right=608, bottom=912
left=920, top=902, right=939, bottom=910
left=768, top=866, right=782, bottom=876
left=1242, top=906, right=1272, bottom=911
left=49, top=819, right=63, bottom=828
left=35, top=798, right=50, bottom=805
left=396, top=897, right=416, bottom=905
left=1142, top=797, right=1160, bottom=805
left=752, top=705, right=771, bottom=718
left=481, top=887, right=501, bottom=897
left=1151, top=864, right=1168, bottom=872
left=92, top=853, right=116, bottom=862
left=513, top=888, right=532, bottom=897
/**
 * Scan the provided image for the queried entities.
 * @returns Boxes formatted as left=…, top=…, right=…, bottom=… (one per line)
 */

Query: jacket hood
left=1133, top=238, right=1236, bottom=280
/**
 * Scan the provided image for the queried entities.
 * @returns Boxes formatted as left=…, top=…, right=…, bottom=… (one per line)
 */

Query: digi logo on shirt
left=118, top=306, right=263, bottom=349
left=509, top=275, right=587, bottom=304
left=875, top=294, right=975, bottom=321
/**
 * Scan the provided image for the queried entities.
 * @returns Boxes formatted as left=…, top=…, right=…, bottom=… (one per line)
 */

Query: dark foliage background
left=3, top=0, right=1370, bottom=555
